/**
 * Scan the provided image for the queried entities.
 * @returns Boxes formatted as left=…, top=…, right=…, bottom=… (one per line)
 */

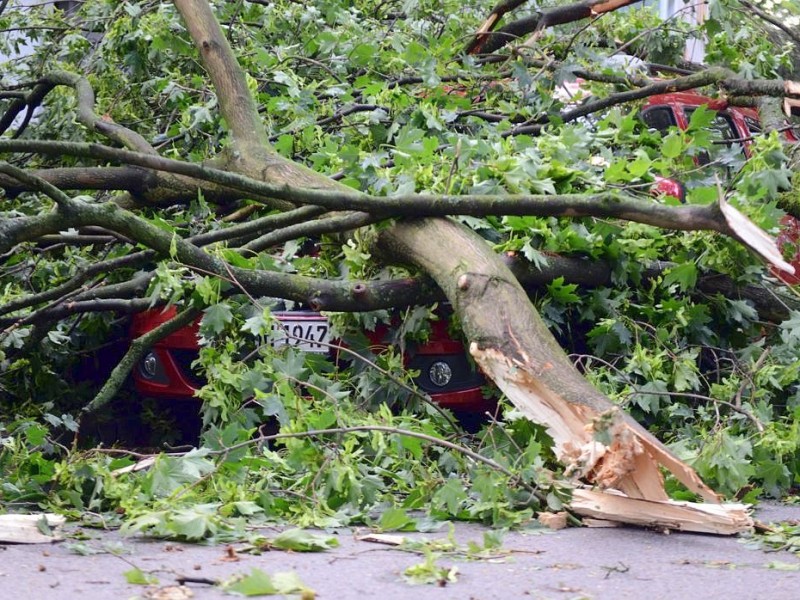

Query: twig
left=79, top=304, right=203, bottom=416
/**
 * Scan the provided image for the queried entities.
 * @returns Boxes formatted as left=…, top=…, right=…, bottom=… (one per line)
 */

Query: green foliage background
left=1, top=0, right=800, bottom=538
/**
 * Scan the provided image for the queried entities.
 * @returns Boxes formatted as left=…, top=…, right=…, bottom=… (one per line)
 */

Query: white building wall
left=660, top=0, right=706, bottom=62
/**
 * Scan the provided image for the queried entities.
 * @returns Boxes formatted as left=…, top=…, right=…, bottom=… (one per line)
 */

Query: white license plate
left=272, top=312, right=330, bottom=353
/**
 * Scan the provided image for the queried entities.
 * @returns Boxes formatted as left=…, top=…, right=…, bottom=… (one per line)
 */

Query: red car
left=131, top=305, right=494, bottom=415
left=644, top=91, right=800, bottom=283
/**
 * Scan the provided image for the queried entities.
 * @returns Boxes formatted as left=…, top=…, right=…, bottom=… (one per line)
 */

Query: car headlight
left=141, top=351, right=159, bottom=379
left=428, top=361, right=453, bottom=387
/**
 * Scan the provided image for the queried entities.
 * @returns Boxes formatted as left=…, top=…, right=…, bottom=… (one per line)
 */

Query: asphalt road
left=1, top=503, right=799, bottom=600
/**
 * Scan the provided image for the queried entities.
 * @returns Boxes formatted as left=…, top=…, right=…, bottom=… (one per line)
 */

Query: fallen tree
left=2, top=0, right=800, bottom=533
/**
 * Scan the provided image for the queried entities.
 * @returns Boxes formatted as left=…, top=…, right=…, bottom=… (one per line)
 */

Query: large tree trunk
left=378, top=218, right=751, bottom=532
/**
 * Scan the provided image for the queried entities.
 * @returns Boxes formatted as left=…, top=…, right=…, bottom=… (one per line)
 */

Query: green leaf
left=403, top=551, right=459, bottom=586
left=274, top=134, right=294, bottom=157
left=224, top=568, right=279, bottom=596
left=727, top=299, right=758, bottom=324
left=627, top=150, right=652, bottom=178
left=663, top=262, right=698, bottom=291
left=218, top=248, right=254, bottom=269
left=147, top=452, right=215, bottom=497
left=269, top=529, right=339, bottom=552
left=124, top=568, right=158, bottom=585
left=661, top=133, right=683, bottom=159
left=169, top=505, right=218, bottom=540
left=687, top=105, right=717, bottom=131
left=223, top=569, right=313, bottom=596
left=377, top=507, right=415, bottom=532
left=242, top=309, right=273, bottom=337
left=546, top=277, right=580, bottom=304
left=779, top=311, right=800, bottom=346
left=433, top=478, right=467, bottom=515
left=749, top=168, right=792, bottom=198
left=201, top=303, right=234, bottom=335
left=686, top=186, right=718, bottom=205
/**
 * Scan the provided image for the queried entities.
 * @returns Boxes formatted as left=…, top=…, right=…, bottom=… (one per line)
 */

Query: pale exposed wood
left=112, top=456, right=156, bottom=476
left=537, top=511, right=569, bottom=530
left=571, top=489, right=752, bottom=535
left=471, top=345, right=720, bottom=503
left=582, top=518, right=623, bottom=528
left=375, top=217, right=743, bottom=531
left=476, top=14, right=499, bottom=36
left=0, top=513, right=66, bottom=544
left=719, top=196, right=795, bottom=275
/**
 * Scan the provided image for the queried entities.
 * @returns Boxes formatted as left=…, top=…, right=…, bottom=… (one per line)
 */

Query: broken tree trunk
left=176, top=0, right=752, bottom=533
left=378, top=218, right=752, bottom=534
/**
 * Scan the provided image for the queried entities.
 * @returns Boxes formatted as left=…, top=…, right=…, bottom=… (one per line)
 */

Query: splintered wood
left=0, top=513, right=65, bottom=544
left=472, top=344, right=754, bottom=535
left=571, top=490, right=752, bottom=535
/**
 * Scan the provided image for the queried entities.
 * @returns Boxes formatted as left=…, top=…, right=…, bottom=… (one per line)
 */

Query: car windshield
left=684, top=107, right=745, bottom=169
left=641, top=106, right=677, bottom=132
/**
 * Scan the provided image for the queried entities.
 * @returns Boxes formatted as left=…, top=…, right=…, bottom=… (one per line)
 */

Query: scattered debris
left=0, top=513, right=65, bottom=544
left=219, top=545, right=240, bottom=562
left=570, top=489, right=752, bottom=535
left=143, top=585, right=194, bottom=599
left=403, top=552, right=459, bottom=586
left=356, top=533, right=406, bottom=546
left=537, top=511, right=568, bottom=530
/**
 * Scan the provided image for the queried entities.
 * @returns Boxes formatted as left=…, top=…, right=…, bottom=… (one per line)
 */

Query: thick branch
left=377, top=217, right=722, bottom=505
left=0, top=139, right=738, bottom=233
left=173, top=0, right=269, bottom=149
left=0, top=166, right=154, bottom=198
left=468, top=0, right=644, bottom=55
left=39, top=72, right=157, bottom=154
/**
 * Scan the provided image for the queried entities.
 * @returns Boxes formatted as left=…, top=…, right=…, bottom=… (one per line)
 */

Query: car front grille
left=406, top=353, right=485, bottom=394
left=168, top=349, right=206, bottom=388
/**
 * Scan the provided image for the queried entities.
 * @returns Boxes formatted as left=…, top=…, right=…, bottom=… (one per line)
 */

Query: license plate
left=272, top=312, right=330, bottom=353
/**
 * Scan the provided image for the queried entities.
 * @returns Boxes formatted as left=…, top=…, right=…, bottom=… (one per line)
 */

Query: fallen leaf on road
left=143, top=585, right=194, bottom=599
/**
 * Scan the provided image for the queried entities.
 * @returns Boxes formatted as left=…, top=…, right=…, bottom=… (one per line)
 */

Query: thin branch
left=467, top=0, right=645, bottom=56
left=33, top=72, right=157, bottom=154
left=739, top=0, right=800, bottom=45
left=208, top=424, right=546, bottom=500
left=241, top=212, right=382, bottom=253
left=268, top=104, right=384, bottom=142
left=505, top=67, right=734, bottom=136
left=0, top=251, right=153, bottom=318
left=80, top=304, right=203, bottom=415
